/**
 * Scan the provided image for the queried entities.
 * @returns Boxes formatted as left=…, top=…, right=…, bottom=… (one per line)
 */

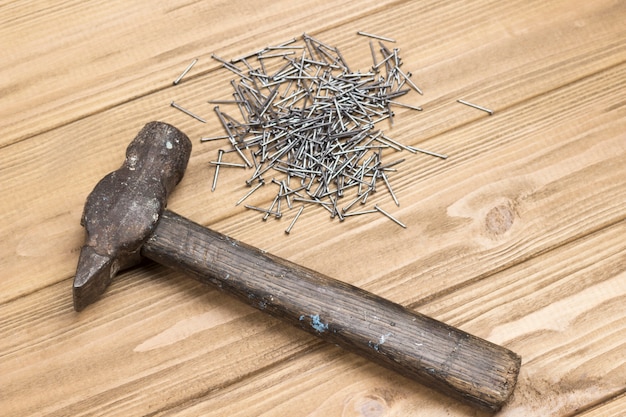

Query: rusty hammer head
left=73, top=121, right=191, bottom=311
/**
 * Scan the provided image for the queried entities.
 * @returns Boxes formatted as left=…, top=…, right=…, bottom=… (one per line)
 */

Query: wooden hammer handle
left=142, top=210, right=520, bottom=412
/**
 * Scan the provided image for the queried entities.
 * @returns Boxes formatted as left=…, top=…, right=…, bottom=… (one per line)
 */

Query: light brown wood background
left=1, top=1, right=624, bottom=416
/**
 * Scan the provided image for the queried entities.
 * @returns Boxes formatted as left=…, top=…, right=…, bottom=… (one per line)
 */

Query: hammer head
left=73, top=121, right=192, bottom=311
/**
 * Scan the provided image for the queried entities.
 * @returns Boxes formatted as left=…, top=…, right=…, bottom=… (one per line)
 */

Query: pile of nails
left=179, top=32, right=449, bottom=233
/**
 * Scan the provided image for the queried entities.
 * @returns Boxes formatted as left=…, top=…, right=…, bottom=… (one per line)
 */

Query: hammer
left=73, top=121, right=520, bottom=412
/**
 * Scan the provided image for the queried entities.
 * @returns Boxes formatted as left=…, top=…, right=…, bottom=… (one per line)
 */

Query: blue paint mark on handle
left=308, top=314, right=329, bottom=333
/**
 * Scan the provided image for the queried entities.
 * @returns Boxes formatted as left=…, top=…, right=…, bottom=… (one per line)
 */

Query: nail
left=357, top=31, right=396, bottom=43
left=388, top=100, right=422, bottom=111
left=457, top=99, right=494, bottom=115
left=170, top=101, right=206, bottom=123
left=405, top=146, right=448, bottom=159
left=236, top=182, right=264, bottom=206
left=285, top=205, right=305, bottom=234
left=209, top=161, right=247, bottom=168
left=173, top=58, right=198, bottom=85
left=342, top=209, right=378, bottom=217
left=244, top=204, right=281, bottom=217
left=200, top=135, right=230, bottom=142
left=212, top=150, right=224, bottom=192
left=380, top=171, right=400, bottom=207
left=263, top=196, right=280, bottom=221
left=375, top=205, right=406, bottom=228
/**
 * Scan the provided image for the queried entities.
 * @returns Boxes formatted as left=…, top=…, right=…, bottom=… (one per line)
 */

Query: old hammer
left=73, top=121, right=520, bottom=412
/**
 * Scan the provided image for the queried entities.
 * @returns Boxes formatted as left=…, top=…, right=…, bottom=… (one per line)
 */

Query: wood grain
left=578, top=394, right=626, bottom=417
left=0, top=0, right=624, bottom=416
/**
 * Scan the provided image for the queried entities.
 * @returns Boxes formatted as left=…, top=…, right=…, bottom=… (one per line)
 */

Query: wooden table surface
left=1, top=1, right=625, bottom=416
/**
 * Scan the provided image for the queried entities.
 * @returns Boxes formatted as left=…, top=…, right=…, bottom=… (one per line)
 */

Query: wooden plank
left=147, top=220, right=626, bottom=417
left=1, top=0, right=622, bottom=148
left=0, top=0, right=396, bottom=147
left=576, top=393, right=626, bottom=417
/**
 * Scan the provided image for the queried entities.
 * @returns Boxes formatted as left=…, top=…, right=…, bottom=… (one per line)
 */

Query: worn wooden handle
left=141, top=210, right=521, bottom=412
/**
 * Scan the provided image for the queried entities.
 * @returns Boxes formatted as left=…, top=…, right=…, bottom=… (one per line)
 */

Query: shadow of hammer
left=73, top=121, right=520, bottom=412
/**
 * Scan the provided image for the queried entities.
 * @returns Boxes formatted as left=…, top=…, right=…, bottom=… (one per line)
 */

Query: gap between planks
left=573, top=391, right=626, bottom=417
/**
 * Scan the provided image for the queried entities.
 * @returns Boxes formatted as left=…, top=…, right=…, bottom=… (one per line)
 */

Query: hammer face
left=73, top=122, right=191, bottom=311
left=73, top=246, right=119, bottom=311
